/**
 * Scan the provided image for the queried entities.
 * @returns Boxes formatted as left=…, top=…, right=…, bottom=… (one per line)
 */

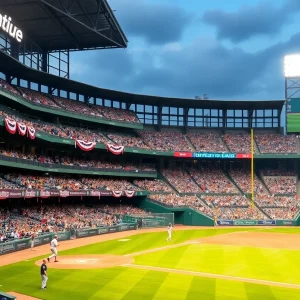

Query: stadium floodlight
left=284, top=55, right=300, bottom=77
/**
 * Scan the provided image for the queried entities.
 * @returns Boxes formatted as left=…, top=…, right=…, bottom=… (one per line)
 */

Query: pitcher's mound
left=35, top=255, right=134, bottom=269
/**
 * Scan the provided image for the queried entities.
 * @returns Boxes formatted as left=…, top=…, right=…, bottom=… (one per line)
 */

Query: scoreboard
left=287, top=98, right=300, bottom=132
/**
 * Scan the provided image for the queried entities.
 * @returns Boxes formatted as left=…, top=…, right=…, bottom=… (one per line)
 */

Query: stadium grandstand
left=0, top=0, right=300, bottom=258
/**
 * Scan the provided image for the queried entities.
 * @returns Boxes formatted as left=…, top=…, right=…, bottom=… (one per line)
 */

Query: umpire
left=40, top=259, right=48, bottom=290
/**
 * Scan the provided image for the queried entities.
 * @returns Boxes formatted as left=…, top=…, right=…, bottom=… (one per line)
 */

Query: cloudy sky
left=71, top=0, right=300, bottom=100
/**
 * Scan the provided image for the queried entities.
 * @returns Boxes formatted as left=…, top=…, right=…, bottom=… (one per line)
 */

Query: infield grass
left=0, top=228, right=300, bottom=300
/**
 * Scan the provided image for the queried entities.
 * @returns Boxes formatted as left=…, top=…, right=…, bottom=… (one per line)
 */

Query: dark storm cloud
left=110, top=0, right=192, bottom=44
left=72, top=32, right=300, bottom=100
left=202, top=1, right=299, bottom=43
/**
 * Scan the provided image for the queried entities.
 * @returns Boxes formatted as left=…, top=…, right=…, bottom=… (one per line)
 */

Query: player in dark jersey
left=40, top=259, right=48, bottom=289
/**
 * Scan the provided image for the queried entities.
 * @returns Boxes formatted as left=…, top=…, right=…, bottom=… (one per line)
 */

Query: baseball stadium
left=0, top=1, right=300, bottom=300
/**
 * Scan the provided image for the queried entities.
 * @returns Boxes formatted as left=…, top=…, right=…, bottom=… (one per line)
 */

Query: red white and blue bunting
left=4, top=117, right=17, bottom=134
left=125, top=190, right=135, bottom=198
left=75, top=139, right=96, bottom=152
left=112, top=190, right=122, bottom=198
left=106, top=144, right=125, bottom=155
left=17, top=122, right=27, bottom=136
left=5, top=117, right=36, bottom=140
left=28, top=126, right=36, bottom=140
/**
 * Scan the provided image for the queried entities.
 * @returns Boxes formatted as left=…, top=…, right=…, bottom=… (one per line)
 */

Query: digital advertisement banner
left=0, top=189, right=138, bottom=199
left=217, top=220, right=295, bottom=226
left=174, top=152, right=251, bottom=159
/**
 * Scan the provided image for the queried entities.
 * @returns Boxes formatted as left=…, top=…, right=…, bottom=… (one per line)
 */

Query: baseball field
left=1, top=227, right=300, bottom=300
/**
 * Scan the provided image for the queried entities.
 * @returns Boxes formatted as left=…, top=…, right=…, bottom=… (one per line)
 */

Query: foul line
left=122, top=264, right=300, bottom=290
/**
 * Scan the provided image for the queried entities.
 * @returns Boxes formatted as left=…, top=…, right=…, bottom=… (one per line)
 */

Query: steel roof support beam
left=74, top=0, right=95, bottom=29
left=37, top=0, right=126, bottom=48
left=39, top=1, right=81, bottom=49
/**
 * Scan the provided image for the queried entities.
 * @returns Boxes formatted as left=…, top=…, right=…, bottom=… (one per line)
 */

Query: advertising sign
left=0, top=13, right=23, bottom=42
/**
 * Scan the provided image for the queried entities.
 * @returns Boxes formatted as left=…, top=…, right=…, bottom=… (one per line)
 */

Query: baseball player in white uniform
left=47, top=235, right=59, bottom=262
left=166, top=223, right=173, bottom=241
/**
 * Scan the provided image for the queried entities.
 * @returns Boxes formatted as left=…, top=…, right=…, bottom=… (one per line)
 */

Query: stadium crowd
left=134, top=179, right=173, bottom=192
left=1, top=174, right=140, bottom=191
left=216, top=207, right=268, bottom=220
left=263, top=177, right=297, bottom=195
left=255, top=134, right=297, bottom=154
left=0, top=204, right=148, bottom=242
left=189, top=167, right=239, bottom=193
left=162, top=168, right=201, bottom=193
left=187, top=132, right=228, bottom=152
left=1, top=108, right=300, bottom=154
left=200, top=195, right=249, bottom=207
left=0, top=147, right=155, bottom=172
left=223, top=133, right=251, bottom=153
left=148, top=194, right=214, bottom=217
left=139, top=130, right=193, bottom=152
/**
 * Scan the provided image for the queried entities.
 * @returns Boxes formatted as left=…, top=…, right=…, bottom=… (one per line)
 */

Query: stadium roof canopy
left=1, top=51, right=285, bottom=111
left=0, top=0, right=127, bottom=51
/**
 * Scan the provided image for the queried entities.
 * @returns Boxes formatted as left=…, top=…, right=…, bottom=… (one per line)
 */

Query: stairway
left=185, top=135, right=196, bottom=151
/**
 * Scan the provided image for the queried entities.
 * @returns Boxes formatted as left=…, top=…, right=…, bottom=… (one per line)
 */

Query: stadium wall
left=140, top=199, right=214, bottom=226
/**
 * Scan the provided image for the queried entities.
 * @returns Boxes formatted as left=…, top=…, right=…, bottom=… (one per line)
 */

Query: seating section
left=0, top=79, right=20, bottom=95
left=53, top=96, right=102, bottom=116
left=216, top=207, right=268, bottom=220
left=189, top=167, right=239, bottom=193
left=223, top=133, right=251, bottom=153
left=187, top=132, right=227, bottom=152
left=162, top=168, right=202, bottom=193
left=255, top=134, right=297, bottom=154
left=263, top=207, right=298, bottom=220
left=148, top=194, right=214, bottom=217
left=0, top=147, right=155, bottom=172
left=80, top=177, right=140, bottom=191
left=200, top=195, right=249, bottom=207
left=0, top=78, right=140, bottom=123
left=139, top=131, right=192, bottom=152
left=134, top=179, right=173, bottom=192
left=229, top=170, right=266, bottom=194
left=261, top=169, right=297, bottom=195
left=0, top=204, right=148, bottom=240
left=19, top=87, right=59, bottom=108
left=107, top=132, right=150, bottom=149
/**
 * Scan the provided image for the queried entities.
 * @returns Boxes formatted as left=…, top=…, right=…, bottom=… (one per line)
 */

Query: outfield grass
left=0, top=228, right=300, bottom=300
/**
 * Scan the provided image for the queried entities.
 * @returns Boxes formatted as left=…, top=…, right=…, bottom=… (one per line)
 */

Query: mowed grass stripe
left=151, top=273, right=193, bottom=300
left=216, top=279, right=248, bottom=300
left=134, top=243, right=300, bottom=285
left=124, top=264, right=300, bottom=290
left=186, top=277, right=216, bottom=300
left=120, top=270, right=169, bottom=300
left=90, top=267, right=148, bottom=300
left=243, top=282, right=277, bottom=300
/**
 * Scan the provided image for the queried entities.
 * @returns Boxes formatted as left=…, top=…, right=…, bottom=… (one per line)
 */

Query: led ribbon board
left=0, top=13, right=23, bottom=43
left=173, top=152, right=251, bottom=159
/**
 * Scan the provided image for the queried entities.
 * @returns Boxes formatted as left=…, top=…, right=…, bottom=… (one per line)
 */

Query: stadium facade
left=0, top=0, right=299, bottom=243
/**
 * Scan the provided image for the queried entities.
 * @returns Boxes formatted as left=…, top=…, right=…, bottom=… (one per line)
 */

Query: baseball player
left=47, top=235, right=59, bottom=262
left=30, top=233, right=35, bottom=251
left=166, top=223, right=173, bottom=241
left=40, top=259, right=48, bottom=289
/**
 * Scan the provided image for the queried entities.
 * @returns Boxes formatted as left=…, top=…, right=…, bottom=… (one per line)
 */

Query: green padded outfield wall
left=140, top=199, right=214, bottom=226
